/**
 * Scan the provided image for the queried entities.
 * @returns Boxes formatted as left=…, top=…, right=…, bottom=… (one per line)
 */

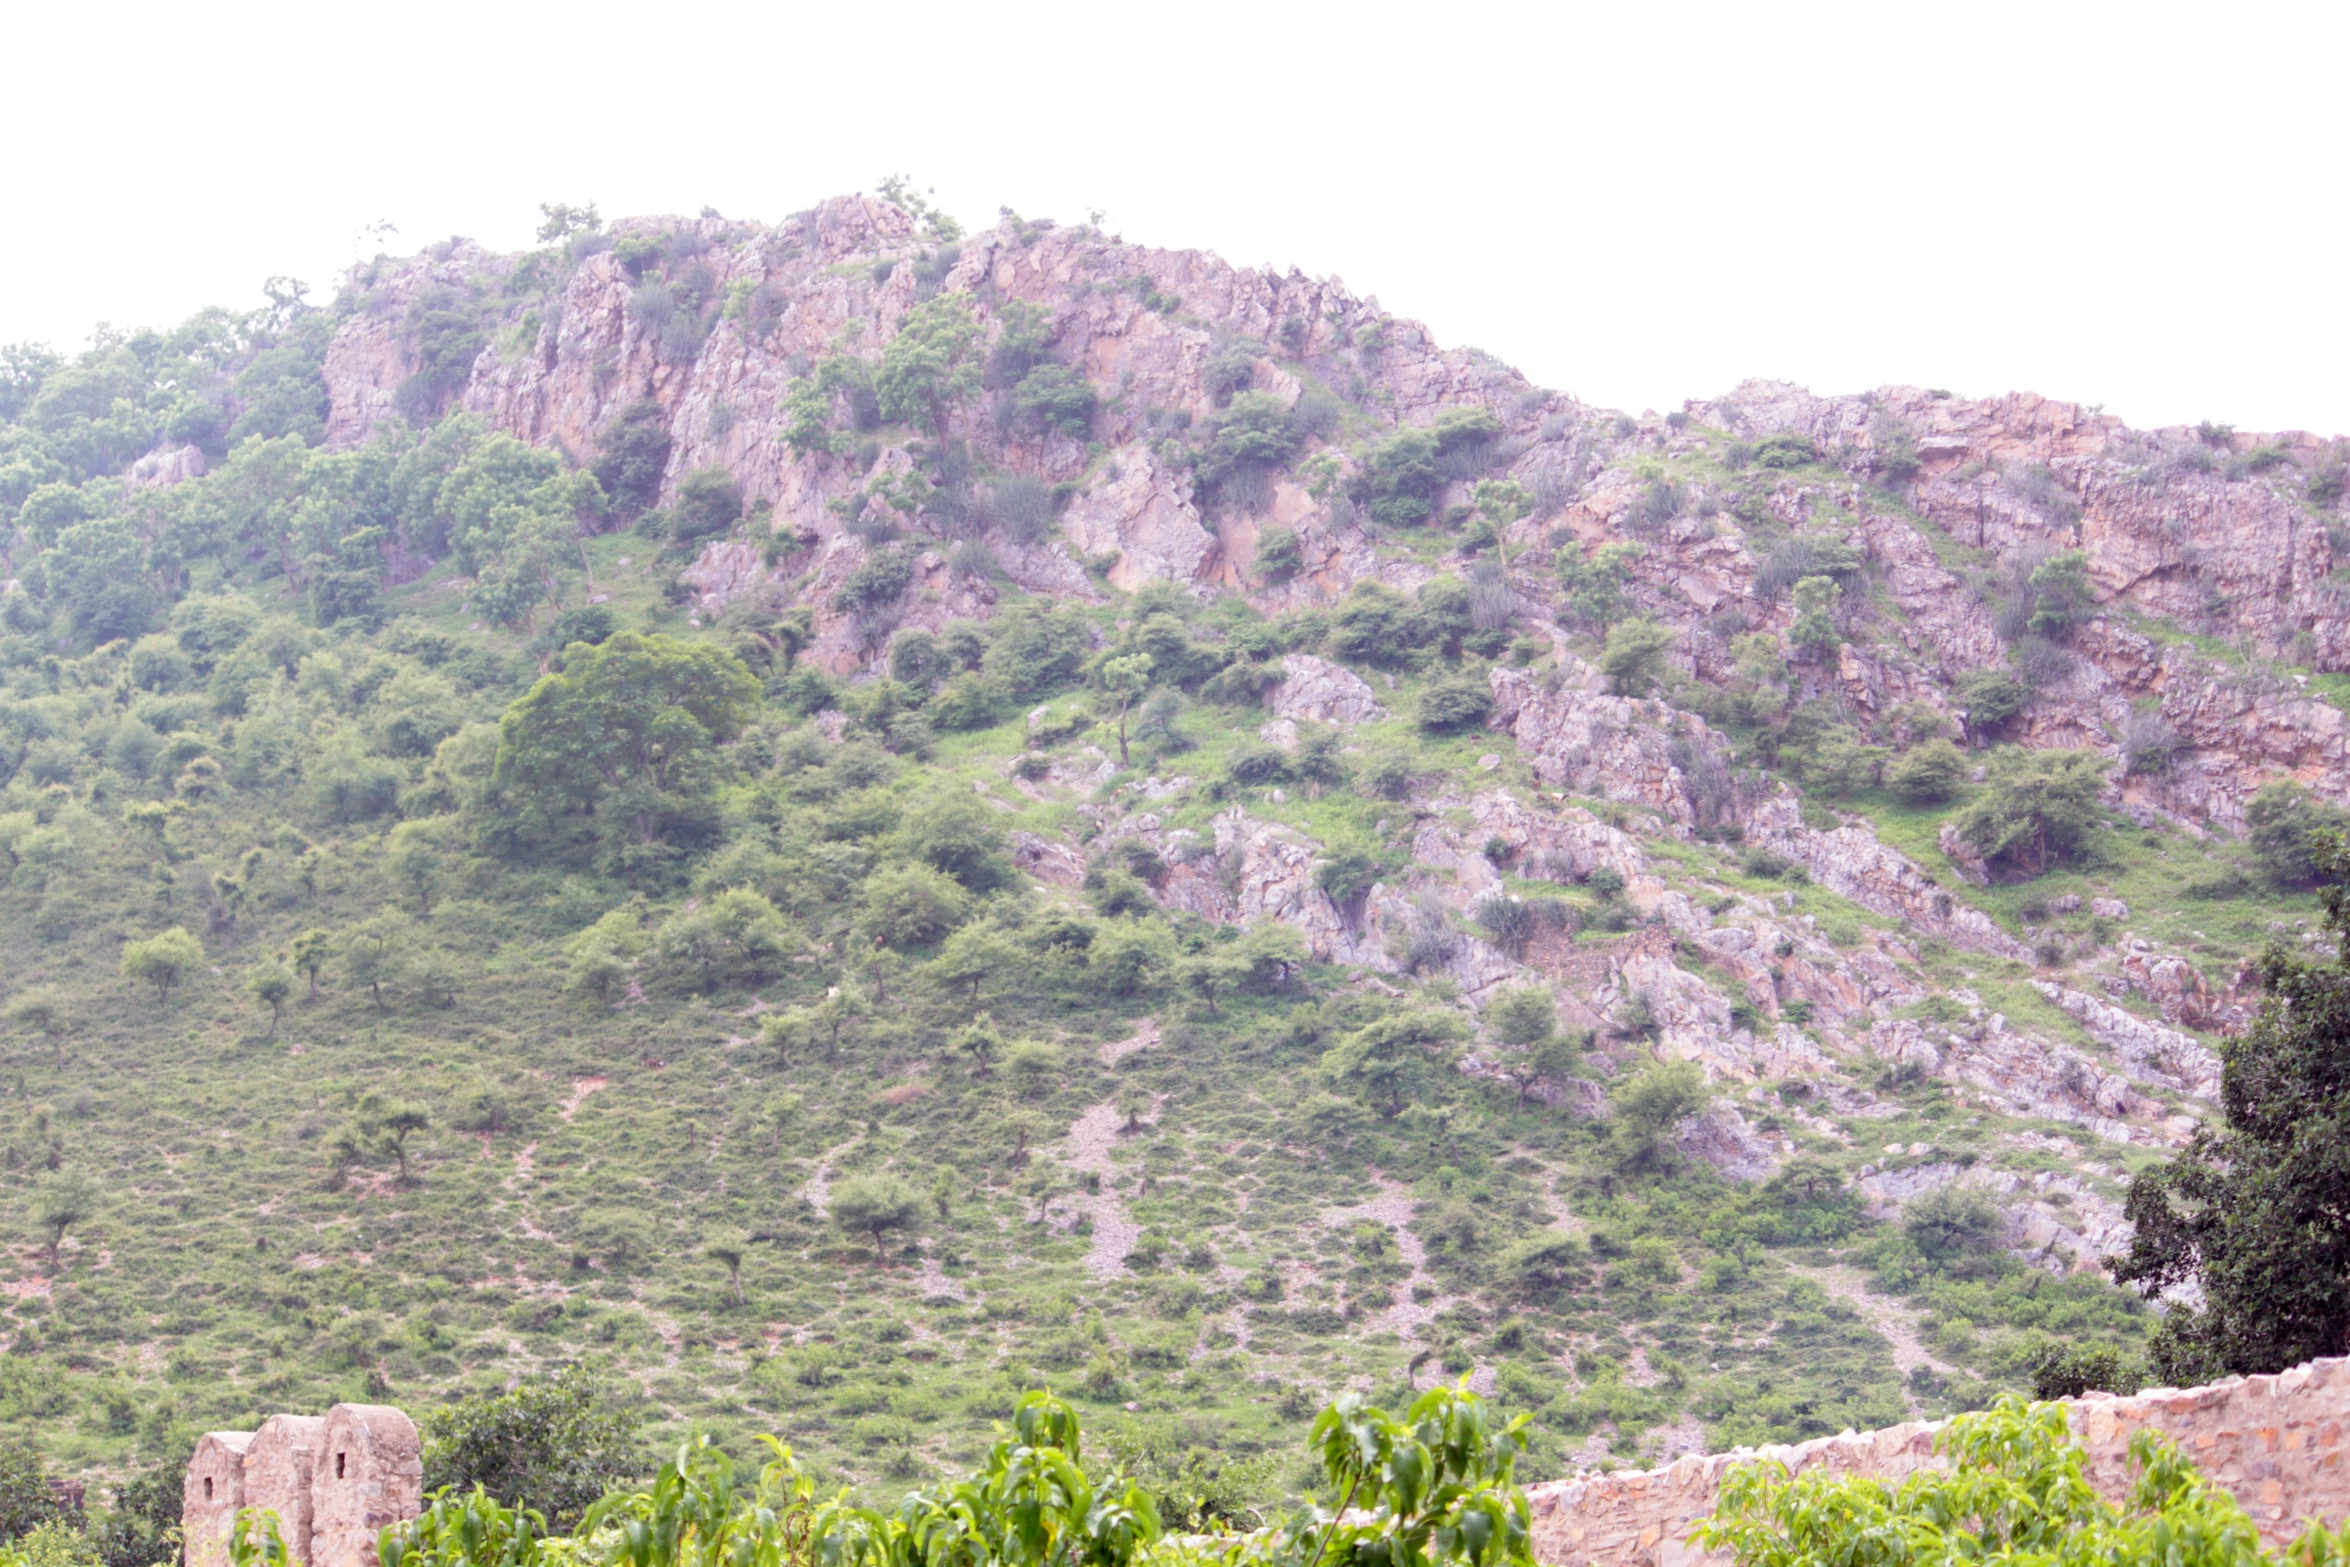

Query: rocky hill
left=1, top=189, right=2345, bottom=1516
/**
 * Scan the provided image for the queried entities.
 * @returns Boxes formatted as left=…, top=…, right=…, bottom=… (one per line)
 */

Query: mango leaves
left=814, top=1393, right=1160, bottom=1567
left=1278, top=1384, right=1531, bottom=1567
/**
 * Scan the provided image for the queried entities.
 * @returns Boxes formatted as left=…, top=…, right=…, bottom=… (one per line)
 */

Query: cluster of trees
left=2113, top=839, right=2350, bottom=1383
left=379, top=1382, right=1534, bottom=1567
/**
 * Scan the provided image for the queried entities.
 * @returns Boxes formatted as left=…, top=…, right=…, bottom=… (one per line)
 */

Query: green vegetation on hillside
left=7, top=210, right=2342, bottom=1557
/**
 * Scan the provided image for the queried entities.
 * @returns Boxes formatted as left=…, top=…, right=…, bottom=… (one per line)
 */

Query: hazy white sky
left=8, top=0, right=2344, bottom=435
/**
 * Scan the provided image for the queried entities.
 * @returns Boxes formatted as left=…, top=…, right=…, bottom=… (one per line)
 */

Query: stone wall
left=1526, top=1357, right=2350, bottom=1567
left=181, top=1433, right=250, bottom=1567
left=181, top=1405, right=419, bottom=1567
left=308, top=1405, right=424, bottom=1567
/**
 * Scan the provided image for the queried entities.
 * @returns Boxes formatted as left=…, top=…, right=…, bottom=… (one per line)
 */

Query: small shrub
left=1417, top=672, right=1494, bottom=732
left=1888, top=739, right=1968, bottom=803
left=1752, top=432, right=1819, bottom=469
left=832, top=546, right=916, bottom=613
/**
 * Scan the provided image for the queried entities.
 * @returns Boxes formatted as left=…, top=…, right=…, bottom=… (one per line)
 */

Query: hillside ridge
left=0, top=189, right=2344, bottom=1531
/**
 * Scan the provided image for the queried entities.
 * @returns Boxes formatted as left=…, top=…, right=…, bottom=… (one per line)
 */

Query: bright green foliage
left=0, top=1440, right=65, bottom=1546
left=1555, top=542, right=1641, bottom=630
left=1903, top=1186, right=2004, bottom=1274
left=857, top=862, right=972, bottom=949
left=669, top=469, right=743, bottom=547
left=1099, top=653, right=1153, bottom=766
left=1484, top=987, right=1575, bottom=1106
left=246, top=962, right=295, bottom=1037
left=1281, top=1383, right=1533, bottom=1567
left=1215, top=392, right=1300, bottom=470
left=1599, top=620, right=1674, bottom=695
left=1955, top=669, right=2031, bottom=738
left=655, top=889, right=793, bottom=984
left=32, top=1172, right=98, bottom=1273
left=495, top=633, right=760, bottom=848
left=576, top=1437, right=815, bottom=1567
left=829, top=1173, right=926, bottom=1262
left=1749, top=433, right=1818, bottom=469
left=1887, top=738, right=1968, bottom=803
left=1788, top=576, right=1841, bottom=653
left=814, top=1393, right=1158, bottom=1567
left=1417, top=672, right=1494, bottom=733
left=2116, top=841, right=2350, bottom=1383
left=118, top=927, right=202, bottom=1004
left=876, top=296, right=982, bottom=436
left=379, top=1489, right=544, bottom=1567
left=415, top=1368, right=644, bottom=1531
left=1611, top=1061, right=1708, bottom=1168
left=2026, top=550, right=2097, bottom=637
left=1321, top=1011, right=1468, bottom=1118
left=1015, top=366, right=1097, bottom=439
left=1696, top=1397, right=2279, bottom=1567
left=1, top=1521, right=104, bottom=1567
left=1472, top=479, right=1530, bottom=537
left=2246, top=780, right=2350, bottom=888
left=1948, top=748, right=2108, bottom=880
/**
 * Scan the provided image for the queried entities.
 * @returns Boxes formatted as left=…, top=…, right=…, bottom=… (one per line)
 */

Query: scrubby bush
left=669, top=468, right=742, bottom=546
left=832, top=546, right=916, bottom=612
left=1947, top=748, right=2108, bottom=880
left=1417, top=672, right=1494, bottom=732
left=1888, top=738, right=1969, bottom=803
left=1955, top=669, right=2030, bottom=738
left=1599, top=619, right=1673, bottom=695
left=2246, top=779, right=2350, bottom=887
left=1751, top=432, right=1819, bottom=469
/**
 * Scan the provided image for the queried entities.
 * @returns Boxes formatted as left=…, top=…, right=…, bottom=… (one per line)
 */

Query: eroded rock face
left=1747, top=795, right=2029, bottom=961
left=1060, top=444, right=1219, bottom=590
left=1854, top=1157, right=2131, bottom=1273
left=1675, top=1103, right=1788, bottom=1184
left=1266, top=654, right=1388, bottom=726
left=2032, top=980, right=2220, bottom=1100
left=1488, top=664, right=1736, bottom=830
left=128, top=443, right=208, bottom=487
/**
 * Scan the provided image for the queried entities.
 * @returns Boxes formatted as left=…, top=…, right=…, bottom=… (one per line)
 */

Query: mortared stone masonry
left=1524, top=1357, right=2350, bottom=1566
left=182, top=1404, right=419, bottom=1567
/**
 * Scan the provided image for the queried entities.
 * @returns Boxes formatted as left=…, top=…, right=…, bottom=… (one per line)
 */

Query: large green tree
left=494, top=632, right=760, bottom=847
left=875, top=295, right=982, bottom=436
left=2114, top=841, right=2350, bottom=1382
left=419, top=1368, right=642, bottom=1531
left=1320, top=1011, right=1467, bottom=1119
left=1948, top=747, right=2108, bottom=879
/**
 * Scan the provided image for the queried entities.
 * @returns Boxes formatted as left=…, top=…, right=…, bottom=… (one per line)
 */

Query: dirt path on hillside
left=1791, top=1261, right=1955, bottom=1412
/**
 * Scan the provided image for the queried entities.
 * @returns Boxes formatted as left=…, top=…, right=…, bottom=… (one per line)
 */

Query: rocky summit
left=0, top=189, right=2345, bottom=1534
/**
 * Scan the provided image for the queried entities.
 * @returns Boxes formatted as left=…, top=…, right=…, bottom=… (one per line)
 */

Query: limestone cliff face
left=318, top=201, right=2350, bottom=1240
left=321, top=208, right=2350, bottom=828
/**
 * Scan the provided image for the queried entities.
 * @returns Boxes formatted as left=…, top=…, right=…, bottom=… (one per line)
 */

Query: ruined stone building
left=183, top=1405, right=421, bottom=1567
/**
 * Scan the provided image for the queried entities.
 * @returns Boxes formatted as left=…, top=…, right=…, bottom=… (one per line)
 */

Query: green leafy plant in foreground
left=369, top=1388, right=1533, bottom=1567
left=1695, top=1394, right=2350, bottom=1567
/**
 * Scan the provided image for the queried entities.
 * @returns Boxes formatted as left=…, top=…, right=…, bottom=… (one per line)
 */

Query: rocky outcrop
left=128, top=443, right=208, bottom=487
left=1487, top=664, right=1736, bottom=831
left=2032, top=980, right=2220, bottom=1100
left=1745, top=795, right=2029, bottom=961
left=1674, top=1103, right=1787, bottom=1183
left=1854, top=1156, right=2130, bottom=1272
left=1866, top=1015, right=2181, bottom=1146
left=1060, top=445, right=1220, bottom=590
left=1266, top=655, right=1388, bottom=727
